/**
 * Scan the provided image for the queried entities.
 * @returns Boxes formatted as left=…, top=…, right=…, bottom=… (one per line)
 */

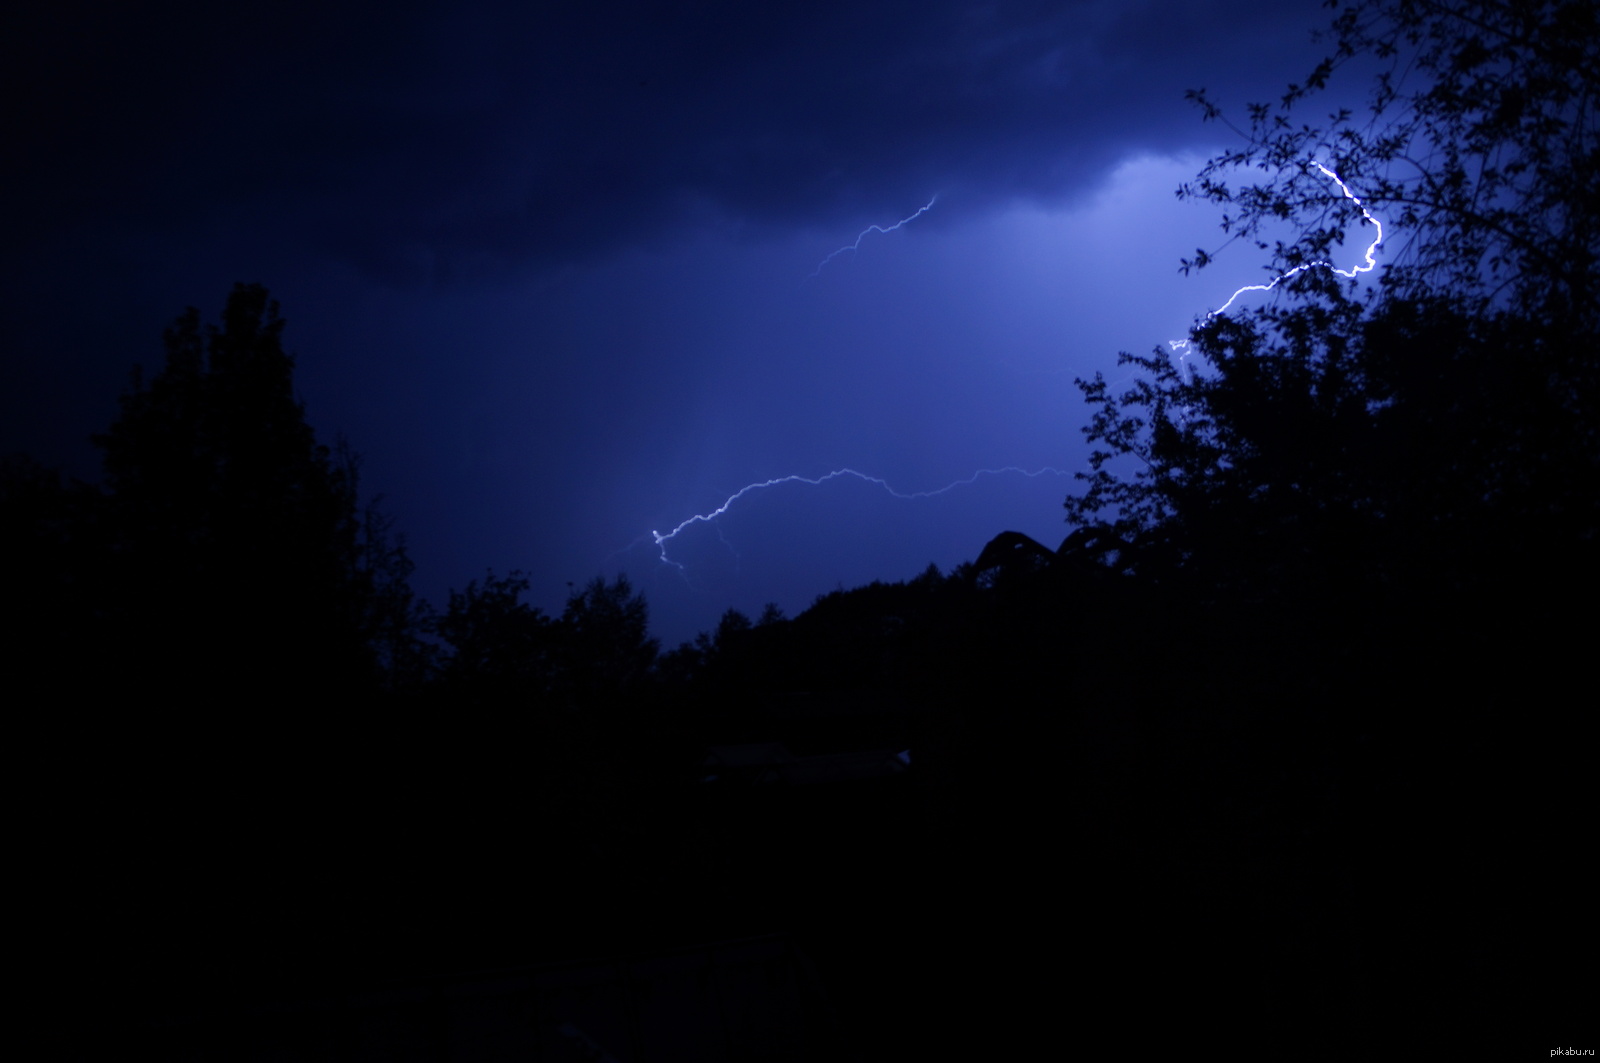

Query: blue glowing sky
left=1, top=0, right=1368, bottom=644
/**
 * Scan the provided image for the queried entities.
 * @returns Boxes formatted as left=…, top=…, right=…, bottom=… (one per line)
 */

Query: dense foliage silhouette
left=1058, top=0, right=1595, bottom=1048
left=1070, top=0, right=1597, bottom=571
left=91, top=282, right=419, bottom=700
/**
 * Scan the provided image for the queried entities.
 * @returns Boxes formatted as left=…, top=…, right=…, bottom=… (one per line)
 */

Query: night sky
left=3, top=0, right=1367, bottom=645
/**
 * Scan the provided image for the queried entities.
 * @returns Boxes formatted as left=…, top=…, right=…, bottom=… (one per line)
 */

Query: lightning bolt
left=808, top=197, right=938, bottom=279
left=651, top=466, right=1070, bottom=569
left=649, top=199, right=1060, bottom=580
left=1169, top=161, right=1383, bottom=367
left=646, top=170, right=1375, bottom=582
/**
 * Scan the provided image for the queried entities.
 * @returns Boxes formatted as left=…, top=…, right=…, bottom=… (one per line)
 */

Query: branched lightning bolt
left=808, top=197, right=937, bottom=279
left=1169, top=161, right=1383, bottom=367
left=651, top=466, right=1069, bottom=569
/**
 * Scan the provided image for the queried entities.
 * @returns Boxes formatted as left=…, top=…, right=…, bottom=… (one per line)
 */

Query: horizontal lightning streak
left=808, top=197, right=937, bottom=279
left=651, top=466, right=1069, bottom=568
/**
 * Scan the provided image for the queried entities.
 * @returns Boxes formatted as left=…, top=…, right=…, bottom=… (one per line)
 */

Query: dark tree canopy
left=95, top=283, right=409, bottom=699
left=434, top=569, right=554, bottom=698
left=1182, top=0, right=1598, bottom=326
left=1068, top=0, right=1600, bottom=588
left=559, top=574, right=660, bottom=702
left=1055, top=10, right=1596, bottom=1043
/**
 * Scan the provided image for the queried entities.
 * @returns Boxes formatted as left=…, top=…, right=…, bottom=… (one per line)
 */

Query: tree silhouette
left=95, top=283, right=412, bottom=699
left=1068, top=0, right=1598, bottom=586
left=434, top=569, right=555, bottom=699
left=1183, top=0, right=1596, bottom=324
left=557, top=574, right=659, bottom=704
left=1061, top=4, right=1595, bottom=1045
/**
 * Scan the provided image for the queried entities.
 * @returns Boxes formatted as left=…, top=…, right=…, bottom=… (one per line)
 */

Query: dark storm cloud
left=2, top=0, right=1356, bottom=645
left=5, top=0, right=1326, bottom=285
